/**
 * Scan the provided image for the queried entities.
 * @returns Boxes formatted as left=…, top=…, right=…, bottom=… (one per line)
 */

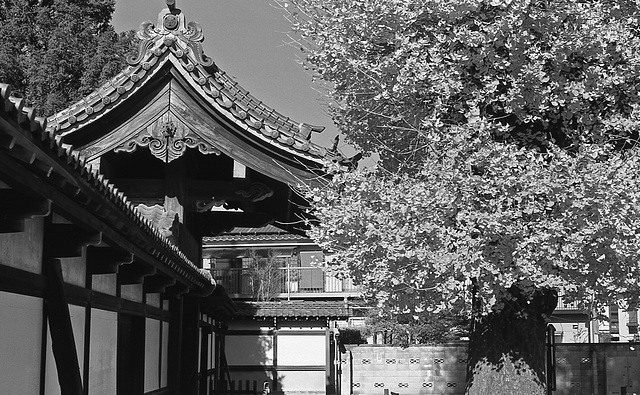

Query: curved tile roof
left=46, top=5, right=340, bottom=162
left=0, top=83, right=214, bottom=292
left=235, top=300, right=352, bottom=319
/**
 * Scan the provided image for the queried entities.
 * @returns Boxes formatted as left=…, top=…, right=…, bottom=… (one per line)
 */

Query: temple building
left=0, top=2, right=356, bottom=395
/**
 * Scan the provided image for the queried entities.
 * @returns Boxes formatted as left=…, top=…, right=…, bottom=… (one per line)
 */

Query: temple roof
left=46, top=3, right=341, bottom=176
left=0, top=83, right=214, bottom=293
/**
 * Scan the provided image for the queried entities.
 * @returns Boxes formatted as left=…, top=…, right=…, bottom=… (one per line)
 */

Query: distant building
left=551, top=297, right=640, bottom=344
left=203, top=225, right=363, bottom=394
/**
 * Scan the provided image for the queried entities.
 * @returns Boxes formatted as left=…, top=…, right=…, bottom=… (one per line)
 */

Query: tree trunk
left=466, top=286, right=557, bottom=395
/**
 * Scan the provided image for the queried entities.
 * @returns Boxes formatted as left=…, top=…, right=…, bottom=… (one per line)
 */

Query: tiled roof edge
left=0, top=83, right=213, bottom=291
left=46, top=6, right=343, bottom=163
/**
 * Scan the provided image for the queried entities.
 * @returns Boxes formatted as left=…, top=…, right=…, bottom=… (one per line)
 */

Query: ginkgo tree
left=276, top=0, right=640, bottom=393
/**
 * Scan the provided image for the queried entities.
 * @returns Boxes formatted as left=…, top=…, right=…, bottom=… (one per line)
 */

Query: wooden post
left=44, top=258, right=84, bottom=395
left=169, top=297, right=184, bottom=394
left=180, top=295, right=201, bottom=394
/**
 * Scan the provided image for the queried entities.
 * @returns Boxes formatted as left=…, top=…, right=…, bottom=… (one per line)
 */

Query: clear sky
left=112, top=0, right=353, bottom=155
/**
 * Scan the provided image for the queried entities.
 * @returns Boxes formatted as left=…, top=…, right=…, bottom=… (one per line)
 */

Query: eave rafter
left=0, top=83, right=214, bottom=294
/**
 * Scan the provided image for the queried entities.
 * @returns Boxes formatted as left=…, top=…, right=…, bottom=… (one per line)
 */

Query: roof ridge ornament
left=127, top=0, right=213, bottom=67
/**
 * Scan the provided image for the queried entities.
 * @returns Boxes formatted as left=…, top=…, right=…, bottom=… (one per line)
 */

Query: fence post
left=546, top=324, right=556, bottom=395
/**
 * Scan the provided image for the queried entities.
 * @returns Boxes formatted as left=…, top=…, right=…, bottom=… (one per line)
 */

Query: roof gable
left=48, top=4, right=341, bottom=183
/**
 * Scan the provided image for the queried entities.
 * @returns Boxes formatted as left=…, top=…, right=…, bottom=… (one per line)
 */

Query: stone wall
left=341, top=342, right=640, bottom=395
left=342, top=344, right=468, bottom=395
left=552, top=342, right=640, bottom=395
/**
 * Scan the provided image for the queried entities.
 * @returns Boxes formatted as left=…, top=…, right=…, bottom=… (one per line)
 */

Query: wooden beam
left=45, top=223, right=102, bottom=258
left=0, top=188, right=50, bottom=233
left=111, top=179, right=275, bottom=204
left=164, top=282, right=190, bottom=297
left=187, top=211, right=273, bottom=237
left=86, top=246, right=134, bottom=275
left=118, top=261, right=156, bottom=285
left=144, top=274, right=177, bottom=293
left=44, top=259, right=84, bottom=395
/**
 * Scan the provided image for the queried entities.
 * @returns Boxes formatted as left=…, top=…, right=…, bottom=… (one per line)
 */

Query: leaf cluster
left=278, top=0, right=640, bottom=171
left=280, top=0, right=640, bottom=317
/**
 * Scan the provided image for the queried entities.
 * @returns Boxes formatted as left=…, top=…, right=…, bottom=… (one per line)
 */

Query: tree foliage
left=281, top=0, right=640, bottom=170
left=0, top=0, right=135, bottom=116
left=278, top=0, right=640, bottom=319
left=360, top=309, right=468, bottom=347
left=247, top=249, right=286, bottom=302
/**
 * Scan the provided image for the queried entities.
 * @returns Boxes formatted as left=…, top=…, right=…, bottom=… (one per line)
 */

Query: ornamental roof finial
left=166, top=0, right=176, bottom=10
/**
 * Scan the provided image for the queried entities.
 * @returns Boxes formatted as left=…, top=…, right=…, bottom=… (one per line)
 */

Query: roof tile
left=234, top=300, right=351, bottom=319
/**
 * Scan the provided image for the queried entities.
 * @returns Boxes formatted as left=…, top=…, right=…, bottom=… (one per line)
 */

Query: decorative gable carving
left=128, top=1, right=212, bottom=68
left=114, top=112, right=220, bottom=162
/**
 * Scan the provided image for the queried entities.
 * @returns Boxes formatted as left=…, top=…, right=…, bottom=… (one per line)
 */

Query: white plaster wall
left=147, top=293, right=161, bottom=308
left=277, top=334, right=326, bottom=366
left=0, top=217, right=44, bottom=273
left=88, top=309, right=117, bottom=395
left=120, top=284, right=143, bottom=302
left=61, top=257, right=86, bottom=288
left=209, top=332, right=214, bottom=370
left=44, top=303, right=86, bottom=395
left=0, top=292, right=43, bottom=394
left=161, top=321, right=169, bottom=388
left=145, top=318, right=161, bottom=392
left=279, top=370, right=325, bottom=393
left=92, top=274, right=116, bottom=295
left=227, top=335, right=274, bottom=365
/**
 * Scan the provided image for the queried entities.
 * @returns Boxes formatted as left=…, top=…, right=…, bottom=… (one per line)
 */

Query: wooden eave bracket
left=144, top=273, right=177, bottom=293
left=87, top=246, right=134, bottom=275
left=0, top=188, right=51, bottom=233
left=45, top=224, right=102, bottom=259
left=118, top=260, right=157, bottom=285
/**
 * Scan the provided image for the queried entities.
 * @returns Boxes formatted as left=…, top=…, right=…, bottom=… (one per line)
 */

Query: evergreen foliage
left=0, top=0, right=135, bottom=116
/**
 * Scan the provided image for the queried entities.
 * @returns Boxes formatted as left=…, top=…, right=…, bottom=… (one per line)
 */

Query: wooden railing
left=210, top=267, right=362, bottom=297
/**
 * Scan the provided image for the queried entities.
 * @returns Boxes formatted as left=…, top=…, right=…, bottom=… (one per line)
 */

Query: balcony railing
left=211, top=267, right=362, bottom=297
left=555, top=297, right=582, bottom=311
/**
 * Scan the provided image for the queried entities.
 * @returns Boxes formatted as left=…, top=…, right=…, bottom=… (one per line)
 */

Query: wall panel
left=88, top=309, right=118, bottom=395
left=277, top=334, right=326, bottom=366
left=0, top=292, right=43, bottom=395
left=44, top=303, right=86, bottom=395
left=227, top=335, right=274, bottom=365
left=280, top=370, right=325, bottom=393
left=161, top=321, right=169, bottom=388
left=0, top=218, right=44, bottom=273
left=145, top=318, right=161, bottom=392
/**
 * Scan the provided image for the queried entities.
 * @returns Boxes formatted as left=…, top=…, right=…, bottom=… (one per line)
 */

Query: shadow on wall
left=220, top=319, right=283, bottom=395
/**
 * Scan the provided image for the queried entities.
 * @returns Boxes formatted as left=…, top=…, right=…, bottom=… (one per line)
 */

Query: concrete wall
left=344, top=344, right=468, bottom=395
left=343, top=343, right=640, bottom=395
left=552, top=343, right=640, bottom=395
